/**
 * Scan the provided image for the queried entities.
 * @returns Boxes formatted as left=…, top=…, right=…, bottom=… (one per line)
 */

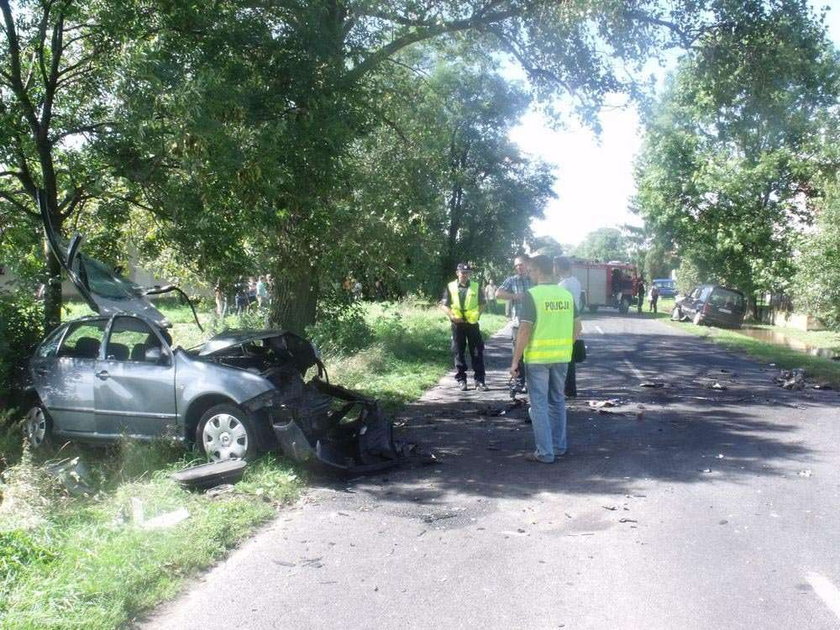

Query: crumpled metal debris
left=44, top=457, right=93, bottom=496
left=774, top=368, right=806, bottom=390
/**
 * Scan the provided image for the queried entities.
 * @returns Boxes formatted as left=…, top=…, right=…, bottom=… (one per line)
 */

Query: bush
left=306, top=302, right=374, bottom=355
left=795, top=184, right=840, bottom=330
left=0, top=291, right=43, bottom=409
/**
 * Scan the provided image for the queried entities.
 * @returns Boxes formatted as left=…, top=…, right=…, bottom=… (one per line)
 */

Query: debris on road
left=588, top=399, right=624, bottom=409
left=639, top=381, right=666, bottom=388
left=774, top=368, right=806, bottom=391
left=798, top=469, right=813, bottom=478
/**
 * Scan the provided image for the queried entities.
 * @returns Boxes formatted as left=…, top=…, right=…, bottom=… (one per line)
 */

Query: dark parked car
left=22, top=203, right=405, bottom=473
left=652, top=278, right=676, bottom=298
left=671, top=284, right=746, bottom=328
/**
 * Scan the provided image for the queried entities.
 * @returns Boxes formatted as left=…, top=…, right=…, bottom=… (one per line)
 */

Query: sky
left=509, top=1, right=840, bottom=248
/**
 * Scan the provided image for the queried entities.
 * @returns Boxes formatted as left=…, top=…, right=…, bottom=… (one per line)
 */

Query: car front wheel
left=693, top=312, right=704, bottom=326
left=197, top=403, right=259, bottom=461
left=24, top=403, right=52, bottom=451
left=671, top=306, right=682, bottom=321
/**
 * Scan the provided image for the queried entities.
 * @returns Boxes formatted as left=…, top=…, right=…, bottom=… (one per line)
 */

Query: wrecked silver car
left=22, top=197, right=405, bottom=473
left=24, top=319, right=400, bottom=471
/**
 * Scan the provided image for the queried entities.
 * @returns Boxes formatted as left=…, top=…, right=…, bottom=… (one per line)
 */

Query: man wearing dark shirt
left=440, top=263, right=487, bottom=392
left=496, top=255, right=532, bottom=392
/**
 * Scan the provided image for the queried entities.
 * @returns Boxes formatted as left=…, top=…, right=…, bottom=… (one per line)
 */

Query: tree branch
left=0, top=189, right=36, bottom=216
left=0, top=0, right=42, bottom=134
left=347, top=5, right=527, bottom=82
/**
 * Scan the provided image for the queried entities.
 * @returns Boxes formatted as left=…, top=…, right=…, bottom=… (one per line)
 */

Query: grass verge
left=323, top=299, right=508, bottom=411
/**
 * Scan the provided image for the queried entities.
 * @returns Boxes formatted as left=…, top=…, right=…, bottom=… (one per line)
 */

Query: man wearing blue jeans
left=509, top=255, right=580, bottom=463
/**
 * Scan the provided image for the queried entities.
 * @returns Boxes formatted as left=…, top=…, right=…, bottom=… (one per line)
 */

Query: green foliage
left=795, top=178, right=840, bottom=329
left=0, top=291, right=44, bottom=406
left=633, top=3, right=840, bottom=297
left=0, top=529, right=57, bottom=596
left=0, top=444, right=300, bottom=629
left=573, top=227, right=630, bottom=262
left=306, top=300, right=374, bottom=356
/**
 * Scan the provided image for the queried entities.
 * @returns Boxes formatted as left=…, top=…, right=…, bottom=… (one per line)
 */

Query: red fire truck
left=570, top=260, right=637, bottom=314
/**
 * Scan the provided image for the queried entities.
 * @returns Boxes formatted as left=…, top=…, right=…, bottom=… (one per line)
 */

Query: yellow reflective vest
left=523, top=284, right=574, bottom=364
left=447, top=280, right=480, bottom=324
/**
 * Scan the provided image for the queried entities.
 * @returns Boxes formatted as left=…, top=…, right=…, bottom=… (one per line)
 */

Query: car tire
left=588, top=305, right=599, bottom=314
left=693, top=312, right=703, bottom=326
left=197, top=403, right=259, bottom=461
left=24, top=402, right=53, bottom=451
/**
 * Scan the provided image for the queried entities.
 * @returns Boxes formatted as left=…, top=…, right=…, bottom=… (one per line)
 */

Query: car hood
left=199, top=330, right=291, bottom=356
left=198, top=329, right=322, bottom=377
left=39, top=195, right=170, bottom=327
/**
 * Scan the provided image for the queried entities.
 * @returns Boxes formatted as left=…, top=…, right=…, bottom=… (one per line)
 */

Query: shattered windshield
left=76, top=254, right=142, bottom=300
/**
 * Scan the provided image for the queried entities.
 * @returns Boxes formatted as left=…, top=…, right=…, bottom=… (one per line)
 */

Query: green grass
left=323, top=300, right=508, bottom=410
left=0, top=441, right=301, bottom=629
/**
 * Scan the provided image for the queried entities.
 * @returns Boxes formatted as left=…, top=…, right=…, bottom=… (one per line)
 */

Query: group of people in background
left=633, top=276, right=660, bottom=314
left=440, top=254, right=582, bottom=464
left=214, top=275, right=273, bottom=318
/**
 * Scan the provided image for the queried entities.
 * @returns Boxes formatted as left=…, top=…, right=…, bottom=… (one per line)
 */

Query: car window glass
left=107, top=316, right=164, bottom=362
left=712, top=289, right=744, bottom=310
left=690, top=287, right=702, bottom=299
left=59, top=320, right=106, bottom=359
left=36, top=326, right=65, bottom=358
left=699, top=286, right=713, bottom=301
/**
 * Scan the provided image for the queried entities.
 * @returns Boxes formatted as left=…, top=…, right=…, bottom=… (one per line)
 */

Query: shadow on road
left=309, top=319, right=835, bottom=512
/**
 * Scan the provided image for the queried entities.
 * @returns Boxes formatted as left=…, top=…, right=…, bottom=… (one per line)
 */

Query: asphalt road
left=138, top=312, right=840, bottom=630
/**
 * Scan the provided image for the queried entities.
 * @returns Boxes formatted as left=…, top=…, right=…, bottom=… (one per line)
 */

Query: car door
left=36, top=319, right=106, bottom=435
left=94, top=316, right=178, bottom=438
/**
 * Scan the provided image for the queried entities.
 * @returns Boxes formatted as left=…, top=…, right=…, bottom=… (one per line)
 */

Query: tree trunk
left=270, top=261, right=319, bottom=335
left=43, top=237, right=62, bottom=333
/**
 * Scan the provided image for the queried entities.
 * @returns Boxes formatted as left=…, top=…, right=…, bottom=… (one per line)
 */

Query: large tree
left=633, top=1, right=840, bottom=298
left=111, top=0, right=770, bottom=333
left=314, top=51, right=555, bottom=298
left=0, top=0, right=130, bottom=330
left=574, top=227, right=629, bottom=262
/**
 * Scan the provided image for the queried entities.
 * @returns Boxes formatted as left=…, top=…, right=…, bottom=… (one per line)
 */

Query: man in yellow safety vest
left=439, top=262, right=487, bottom=392
left=510, top=255, right=581, bottom=462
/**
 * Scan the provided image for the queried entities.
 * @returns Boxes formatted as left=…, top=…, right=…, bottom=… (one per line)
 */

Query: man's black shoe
left=476, top=381, right=489, bottom=392
left=458, top=381, right=469, bottom=391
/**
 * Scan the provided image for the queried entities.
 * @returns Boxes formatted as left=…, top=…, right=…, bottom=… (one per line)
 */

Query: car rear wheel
left=197, top=403, right=259, bottom=461
left=24, top=403, right=53, bottom=451
left=693, top=312, right=704, bottom=326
